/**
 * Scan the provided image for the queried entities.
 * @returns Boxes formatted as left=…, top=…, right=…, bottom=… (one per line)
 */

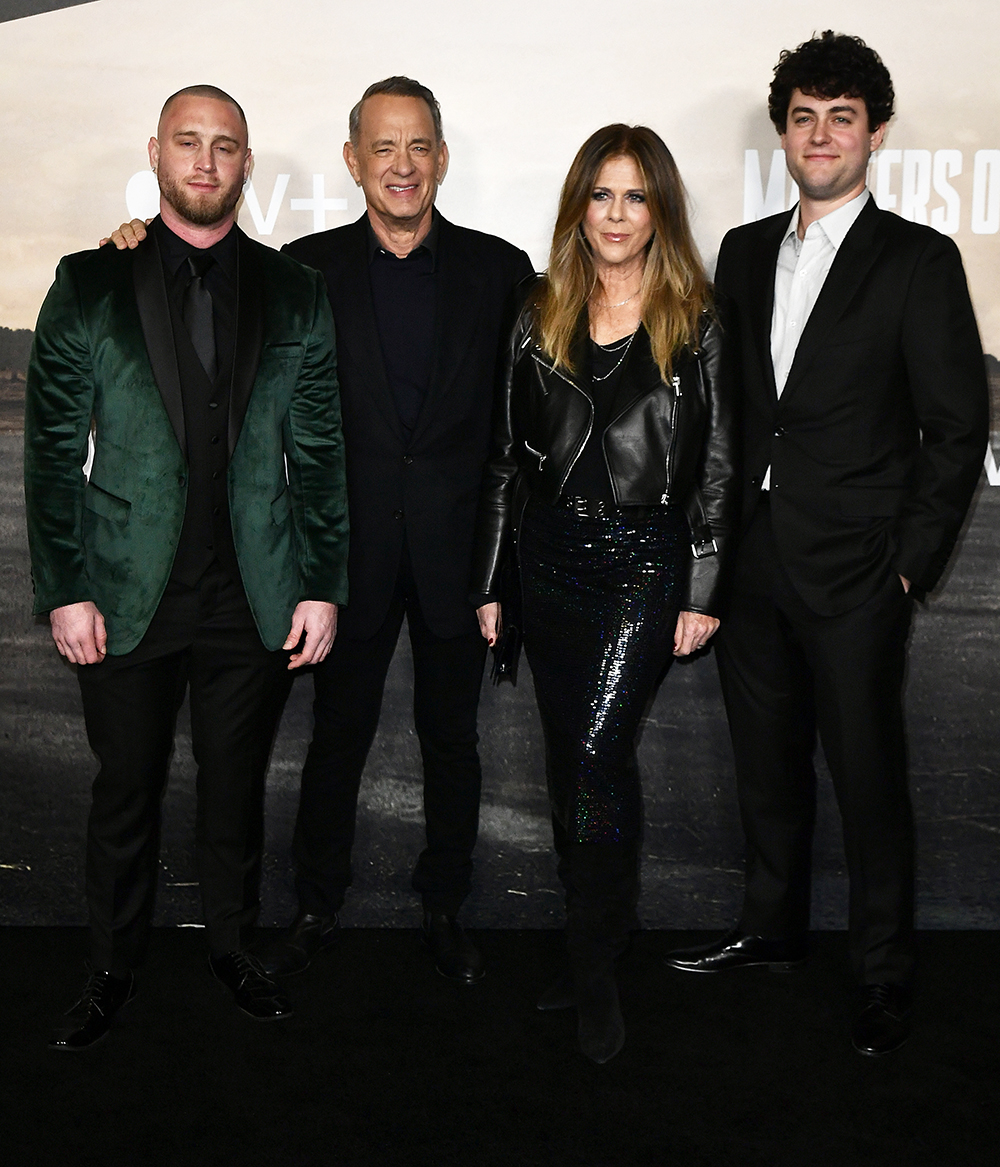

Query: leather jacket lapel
left=133, top=229, right=185, bottom=456
left=531, top=314, right=590, bottom=395
left=229, top=228, right=263, bottom=456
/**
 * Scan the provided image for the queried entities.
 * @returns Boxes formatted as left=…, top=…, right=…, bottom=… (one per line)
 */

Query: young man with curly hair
left=666, top=32, right=988, bottom=1056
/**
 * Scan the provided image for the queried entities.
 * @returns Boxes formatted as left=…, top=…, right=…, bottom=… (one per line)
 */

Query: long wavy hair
left=537, top=124, right=710, bottom=381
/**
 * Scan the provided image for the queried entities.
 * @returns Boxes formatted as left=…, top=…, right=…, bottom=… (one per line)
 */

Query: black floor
left=3, top=928, right=997, bottom=1166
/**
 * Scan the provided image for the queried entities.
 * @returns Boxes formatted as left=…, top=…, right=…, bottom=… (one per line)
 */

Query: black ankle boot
left=558, top=840, right=637, bottom=1064
left=574, top=961, right=625, bottom=1063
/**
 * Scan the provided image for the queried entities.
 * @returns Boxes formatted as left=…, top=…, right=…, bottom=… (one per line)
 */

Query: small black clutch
left=489, top=619, right=522, bottom=686
left=488, top=555, right=523, bottom=686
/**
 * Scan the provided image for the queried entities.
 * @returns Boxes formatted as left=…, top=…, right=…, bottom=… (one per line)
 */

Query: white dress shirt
left=763, top=188, right=870, bottom=489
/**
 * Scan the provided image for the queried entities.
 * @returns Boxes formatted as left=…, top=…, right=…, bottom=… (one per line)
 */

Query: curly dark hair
left=768, top=31, right=894, bottom=132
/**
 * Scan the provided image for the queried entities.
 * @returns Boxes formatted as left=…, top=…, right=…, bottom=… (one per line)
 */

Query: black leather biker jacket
left=470, top=297, right=739, bottom=615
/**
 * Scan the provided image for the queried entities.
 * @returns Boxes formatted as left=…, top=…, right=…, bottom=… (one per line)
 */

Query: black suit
left=282, top=213, right=533, bottom=914
left=713, top=197, right=988, bottom=984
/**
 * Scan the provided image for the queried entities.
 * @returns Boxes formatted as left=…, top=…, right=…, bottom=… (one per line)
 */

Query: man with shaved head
left=25, top=85, right=348, bottom=1046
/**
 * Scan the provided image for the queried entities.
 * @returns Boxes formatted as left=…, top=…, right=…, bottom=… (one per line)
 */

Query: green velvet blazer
left=23, top=223, right=349, bottom=654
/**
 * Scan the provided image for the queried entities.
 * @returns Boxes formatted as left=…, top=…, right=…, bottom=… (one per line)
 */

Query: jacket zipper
left=661, top=374, right=682, bottom=504
left=524, top=441, right=546, bottom=469
left=531, top=353, right=594, bottom=495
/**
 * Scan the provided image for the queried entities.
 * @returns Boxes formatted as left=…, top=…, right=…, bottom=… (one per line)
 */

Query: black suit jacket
left=283, top=212, right=533, bottom=638
left=715, top=197, right=989, bottom=616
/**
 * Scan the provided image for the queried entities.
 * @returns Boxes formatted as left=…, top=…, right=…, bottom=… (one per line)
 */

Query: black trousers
left=76, top=564, right=291, bottom=973
left=292, top=550, right=487, bottom=917
left=715, top=498, right=916, bottom=986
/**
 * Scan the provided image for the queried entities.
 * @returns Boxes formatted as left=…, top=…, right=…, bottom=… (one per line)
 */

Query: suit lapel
left=750, top=212, right=789, bottom=402
left=133, top=226, right=186, bottom=456
left=229, top=227, right=263, bottom=456
left=335, top=216, right=404, bottom=441
left=410, top=215, right=484, bottom=443
left=781, top=198, right=885, bottom=401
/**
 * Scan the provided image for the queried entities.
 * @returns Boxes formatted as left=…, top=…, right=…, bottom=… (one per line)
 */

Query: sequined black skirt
left=519, top=498, right=687, bottom=844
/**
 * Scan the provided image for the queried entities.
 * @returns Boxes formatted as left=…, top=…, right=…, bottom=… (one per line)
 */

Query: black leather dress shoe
left=210, top=951, right=293, bottom=1020
left=851, top=984, right=911, bottom=1056
left=422, top=912, right=484, bottom=983
left=262, top=911, right=340, bottom=977
left=665, top=928, right=808, bottom=973
left=49, top=967, right=136, bottom=1051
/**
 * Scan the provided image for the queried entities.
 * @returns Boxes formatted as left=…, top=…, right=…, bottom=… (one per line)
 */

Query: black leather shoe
left=576, top=968, right=625, bottom=1064
left=262, top=911, right=340, bottom=977
left=210, top=951, right=293, bottom=1019
left=422, top=912, right=484, bottom=983
left=537, top=970, right=576, bottom=1011
left=851, top=984, right=911, bottom=1057
left=665, top=928, right=808, bottom=973
left=49, top=967, right=136, bottom=1051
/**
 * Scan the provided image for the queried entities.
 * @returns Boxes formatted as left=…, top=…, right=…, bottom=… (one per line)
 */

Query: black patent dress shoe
left=49, top=967, right=136, bottom=1051
left=210, top=951, right=293, bottom=1019
left=422, top=912, right=484, bottom=983
left=665, top=928, right=808, bottom=973
left=576, top=968, right=625, bottom=1064
left=262, top=911, right=341, bottom=977
left=537, top=970, right=576, bottom=1011
left=851, top=984, right=911, bottom=1056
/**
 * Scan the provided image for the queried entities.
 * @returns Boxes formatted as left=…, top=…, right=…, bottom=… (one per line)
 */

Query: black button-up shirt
left=154, top=216, right=237, bottom=377
left=367, top=213, right=439, bottom=435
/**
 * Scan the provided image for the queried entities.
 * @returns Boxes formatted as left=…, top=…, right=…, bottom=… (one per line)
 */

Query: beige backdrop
left=2, top=0, right=998, bottom=931
left=2, top=0, right=1000, bottom=360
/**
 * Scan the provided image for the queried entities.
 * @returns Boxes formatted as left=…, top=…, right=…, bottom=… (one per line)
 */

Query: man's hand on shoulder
left=50, top=602, right=107, bottom=665
left=100, top=218, right=151, bottom=250
left=284, top=601, right=338, bottom=669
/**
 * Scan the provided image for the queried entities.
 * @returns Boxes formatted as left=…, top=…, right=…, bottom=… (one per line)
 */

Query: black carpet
left=3, top=928, right=996, bottom=1166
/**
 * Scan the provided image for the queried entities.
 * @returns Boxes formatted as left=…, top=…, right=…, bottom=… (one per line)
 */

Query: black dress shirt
left=367, top=214, right=439, bottom=435
left=561, top=338, right=627, bottom=502
left=154, top=216, right=238, bottom=376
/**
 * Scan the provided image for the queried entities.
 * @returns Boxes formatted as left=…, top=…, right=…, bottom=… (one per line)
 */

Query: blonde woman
left=471, top=125, right=738, bottom=1063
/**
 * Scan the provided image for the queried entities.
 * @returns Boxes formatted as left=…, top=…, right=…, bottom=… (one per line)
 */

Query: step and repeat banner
left=1, top=0, right=997, bottom=928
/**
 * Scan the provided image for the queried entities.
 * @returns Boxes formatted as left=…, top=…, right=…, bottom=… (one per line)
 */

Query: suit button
left=208, top=401, right=219, bottom=409
left=213, top=507, right=221, bottom=516
left=774, top=426, right=786, bottom=437
left=177, top=475, right=186, bottom=486
left=211, top=435, right=220, bottom=444
left=393, top=509, right=403, bottom=520
left=212, top=471, right=220, bottom=480
left=403, top=455, right=413, bottom=465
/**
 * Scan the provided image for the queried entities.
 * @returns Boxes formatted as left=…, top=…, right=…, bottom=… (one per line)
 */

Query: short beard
left=158, top=173, right=243, bottom=227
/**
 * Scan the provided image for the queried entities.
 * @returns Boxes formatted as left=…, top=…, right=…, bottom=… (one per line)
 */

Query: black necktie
left=183, top=253, right=217, bottom=381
